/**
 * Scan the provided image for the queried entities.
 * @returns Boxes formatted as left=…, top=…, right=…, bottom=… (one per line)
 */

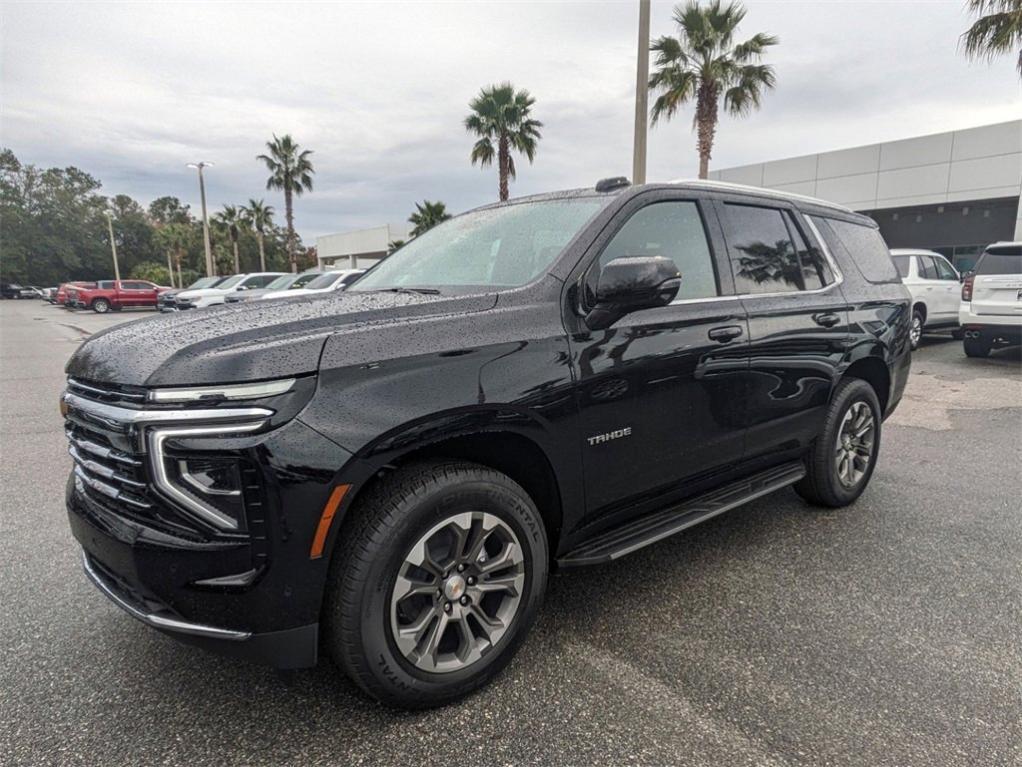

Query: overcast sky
left=2, top=1, right=1019, bottom=239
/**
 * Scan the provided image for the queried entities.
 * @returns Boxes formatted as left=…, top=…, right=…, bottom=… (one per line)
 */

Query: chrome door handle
left=708, top=325, right=743, bottom=343
left=812, top=312, right=841, bottom=328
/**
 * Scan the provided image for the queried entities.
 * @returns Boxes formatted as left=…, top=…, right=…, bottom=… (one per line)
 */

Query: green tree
left=257, top=134, right=314, bottom=273
left=649, top=0, right=778, bottom=179
left=153, top=223, right=193, bottom=287
left=148, top=196, right=192, bottom=225
left=242, top=198, right=274, bottom=271
left=387, top=239, right=406, bottom=254
left=130, top=261, right=173, bottom=286
left=464, top=83, right=542, bottom=201
left=213, top=204, right=243, bottom=273
left=961, top=0, right=1022, bottom=77
left=408, top=200, right=452, bottom=237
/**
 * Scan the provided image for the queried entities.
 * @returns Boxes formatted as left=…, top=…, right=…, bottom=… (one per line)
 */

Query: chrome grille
left=66, top=425, right=152, bottom=511
left=67, top=377, right=147, bottom=406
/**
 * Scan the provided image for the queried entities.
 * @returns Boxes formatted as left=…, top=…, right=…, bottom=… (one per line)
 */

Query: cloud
left=2, top=1, right=1018, bottom=238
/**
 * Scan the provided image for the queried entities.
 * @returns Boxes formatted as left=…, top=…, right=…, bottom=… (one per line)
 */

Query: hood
left=177, top=287, right=227, bottom=299
left=66, top=290, right=497, bottom=386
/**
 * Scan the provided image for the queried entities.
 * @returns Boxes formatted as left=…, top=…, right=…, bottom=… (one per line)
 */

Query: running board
left=557, top=461, right=806, bottom=568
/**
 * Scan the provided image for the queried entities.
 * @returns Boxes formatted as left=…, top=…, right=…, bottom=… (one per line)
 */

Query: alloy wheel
left=390, top=511, right=525, bottom=674
left=834, top=401, right=875, bottom=487
left=910, top=315, right=922, bottom=348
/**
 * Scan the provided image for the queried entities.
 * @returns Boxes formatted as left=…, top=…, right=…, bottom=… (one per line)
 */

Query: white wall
left=316, top=223, right=409, bottom=270
left=709, top=120, right=1022, bottom=237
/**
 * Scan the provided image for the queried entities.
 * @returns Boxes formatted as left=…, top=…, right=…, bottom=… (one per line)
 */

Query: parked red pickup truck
left=66, top=280, right=170, bottom=313
left=54, top=282, right=97, bottom=306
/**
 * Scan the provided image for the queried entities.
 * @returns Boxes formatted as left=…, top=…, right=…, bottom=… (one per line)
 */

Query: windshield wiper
left=378, top=287, right=442, bottom=295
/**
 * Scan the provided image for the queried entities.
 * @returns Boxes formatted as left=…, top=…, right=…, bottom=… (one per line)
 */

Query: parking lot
left=1, top=299, right=1019, bottom=766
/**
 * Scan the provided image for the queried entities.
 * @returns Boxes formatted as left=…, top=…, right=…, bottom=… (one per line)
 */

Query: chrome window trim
left=82, top=552, right=251, bottom=641
left=147, top=422, right=265, bottom=531
left=147, top=378, right=295, bottom=403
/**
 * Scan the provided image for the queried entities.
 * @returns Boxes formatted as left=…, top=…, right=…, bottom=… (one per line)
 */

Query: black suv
left=63, top=180, right=911, bottom=708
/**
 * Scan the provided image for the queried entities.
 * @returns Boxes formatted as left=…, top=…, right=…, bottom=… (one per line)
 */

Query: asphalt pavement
left=1, top=300, right=1020, bottom=766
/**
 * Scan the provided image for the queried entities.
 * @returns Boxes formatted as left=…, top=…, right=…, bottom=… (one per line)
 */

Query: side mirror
left=584, top=256, right=681, bottom=331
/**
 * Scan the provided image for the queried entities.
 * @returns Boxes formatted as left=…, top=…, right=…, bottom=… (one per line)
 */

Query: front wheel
left=91, top=298, right=110, bottom=314
left=795, top=378, right=881, bottom=508
left=324, top=461, right=548, bottom=709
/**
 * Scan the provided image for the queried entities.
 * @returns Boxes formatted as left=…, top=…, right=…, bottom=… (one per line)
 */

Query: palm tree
left=464, top=83, right=543, bottom=201
left=242, top=199, right=274, bottom=271
left=408, top=200, right=452, bottom=237
left=213, top=204, right=243, bottom=273
left=257, top=134, right=314, bottom=272
left=154, top=223, right=191, bottom=287
left=649, top=0, right=778, bottom=179
left=961, top=0, right=1022, bottom=77
left=387, top=239, right=406, bottom=254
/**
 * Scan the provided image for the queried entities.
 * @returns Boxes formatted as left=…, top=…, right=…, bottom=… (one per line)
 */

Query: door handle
left=708, top=325, right=743, bottom=343
left=812, top=312, right=841, bottom=328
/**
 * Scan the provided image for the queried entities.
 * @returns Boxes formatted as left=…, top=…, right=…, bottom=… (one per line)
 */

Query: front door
left=715, top=199, right=851, bottom=461
left=569, top=195, right=750, bottom=525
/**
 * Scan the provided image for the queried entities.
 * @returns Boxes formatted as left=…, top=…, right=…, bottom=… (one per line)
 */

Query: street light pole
left=104, top=212, right=121, bottom=281
left=187, top=161, right=215, bottom=277
left=632, top=0, right=651, bottom=185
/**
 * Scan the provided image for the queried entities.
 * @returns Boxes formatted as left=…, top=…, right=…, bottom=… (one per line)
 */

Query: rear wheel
left=963, top=335, right=991, bottom=358
left=91, top=298, right=110, bottom=314
left=324, top=461, right=548, bottom=709
left=795, top=378, right=881, bottom=508
left=909, top=309, right=924, bottom=350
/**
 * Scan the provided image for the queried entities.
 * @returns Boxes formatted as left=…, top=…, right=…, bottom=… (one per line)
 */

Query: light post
left=187, top=161, right=215, bottom=277
left=632, top=0, right=651, bottom=185
left=104, top=211, right=121, bottom=281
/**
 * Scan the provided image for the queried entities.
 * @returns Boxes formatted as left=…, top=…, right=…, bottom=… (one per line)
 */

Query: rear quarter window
left=811, top=216, right=900, bottom=284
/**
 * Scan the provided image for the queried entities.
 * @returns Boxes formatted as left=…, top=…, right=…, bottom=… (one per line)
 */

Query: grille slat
left=67, top=377, right=147, bottom=405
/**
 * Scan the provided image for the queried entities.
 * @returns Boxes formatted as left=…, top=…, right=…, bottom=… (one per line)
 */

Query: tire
left=963, top=335, right=990, bottom=358
left=92, top=298, right=110, bottom=314
left=795, top=378, right=882, bottom=508
left=909, top=309, right=924, bottom=350
left=324, top=460, right=549, bottom=709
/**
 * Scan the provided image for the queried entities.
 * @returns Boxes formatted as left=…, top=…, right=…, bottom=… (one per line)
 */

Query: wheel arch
left=912, top=301, right=927, bottom=324
left=841, top=355, right=891, bottom=414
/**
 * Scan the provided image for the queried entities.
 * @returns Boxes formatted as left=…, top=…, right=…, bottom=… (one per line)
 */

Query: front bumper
left=63, top=382, right=356, bottom=669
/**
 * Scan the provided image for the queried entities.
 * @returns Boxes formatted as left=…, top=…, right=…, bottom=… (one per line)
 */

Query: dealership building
left=316, top=223, right=409, bottom=272
left=708, top=119, right=1021, bottom=272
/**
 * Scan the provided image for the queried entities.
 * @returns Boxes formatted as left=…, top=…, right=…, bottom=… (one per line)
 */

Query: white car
left=260, top=269, right=365, bottom=300
left=959, top=242, right=1022, bottom=358
left=175, top=272, right=286, bottom=309
left=890, top=249, right=961, bottom=350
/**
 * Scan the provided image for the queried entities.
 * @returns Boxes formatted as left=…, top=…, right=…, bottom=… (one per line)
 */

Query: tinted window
left=724, top=204, right=805, bottom=294
left=917, top=257, right=936, bottom=280
left=123, top=281, right=151, bottom=290
left=303, top=272, right=343, bottom=290
left=892, top=256, right=911, bottom=278
left=597, top=201, right=718, bottom=301
left=339, top=272, right=364, bottom=287
left=933, top=257, right=957, bottom=280
left=812, top=217, right=900, bottom=284
left=290, top=272, right=324, bottom=289
left=785, top=211, right=833, bottom=290
left=976, top=246, right=1022, bottom=275
left=97, top=281, right=115, bottom=289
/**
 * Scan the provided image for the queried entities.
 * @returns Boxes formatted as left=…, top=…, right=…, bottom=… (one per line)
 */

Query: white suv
left=175, top=272, right=286, bottom=309
left=959, top=242, right=1022, bottom=358
left=890, top=249, right=961, bottom=350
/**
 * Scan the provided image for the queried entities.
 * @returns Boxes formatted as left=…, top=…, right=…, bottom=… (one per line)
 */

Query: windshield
left=263, top=275, right=297, bottom=290
left=350, top=198, right=606, bottom=292
left=216, top=275, right=246, bottom=289
left=290, top=272, right=324, bottom=289
left=303, top=272, right=342, bottom=290
left=188, top=276, right=220, bottom=289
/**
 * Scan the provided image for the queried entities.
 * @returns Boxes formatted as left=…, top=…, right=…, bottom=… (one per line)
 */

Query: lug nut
left=457, top=564, right=465, bottom=572
left=436, top=589, right=442, bottom=598
left=443, top=602, right=452, bottom=613
left=467, top=576, right=476, bottom=586
left=459, top=595, right=469, bottom=605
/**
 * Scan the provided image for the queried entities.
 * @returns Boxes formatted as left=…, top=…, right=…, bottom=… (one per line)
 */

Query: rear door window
left=810, top=217, right=900, bottom=284
left=723, top=204, right=809, bottom=294
left=917, top=257, right=937, bottom=280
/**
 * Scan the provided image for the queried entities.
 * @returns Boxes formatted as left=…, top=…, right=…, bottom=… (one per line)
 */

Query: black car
left=62, top=179, right=911, bottom=708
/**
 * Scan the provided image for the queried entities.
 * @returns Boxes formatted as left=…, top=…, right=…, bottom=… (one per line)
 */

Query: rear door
left=930, top=255, right=960, bottom=320
left=971, top=246, right=1022, bottom=317
left=715, top=197, right=851, bottom=460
